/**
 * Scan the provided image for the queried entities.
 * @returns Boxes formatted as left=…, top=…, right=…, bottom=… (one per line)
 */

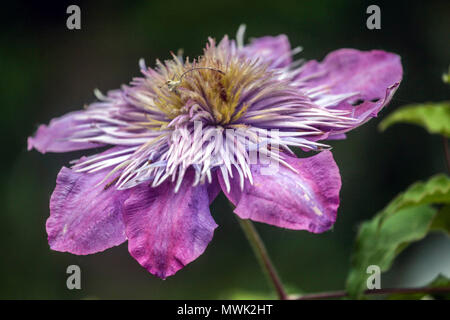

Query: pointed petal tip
left=124, top=170, right=217, bottom=279
left=27, top=125, right=49, bottom=154
left=27, top=112, right=107, bottom=154
left=27, top=136, right=36, bottom=152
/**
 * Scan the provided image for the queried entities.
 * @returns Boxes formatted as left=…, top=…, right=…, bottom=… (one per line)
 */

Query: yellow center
left=148, top=45, right=268, bottom=126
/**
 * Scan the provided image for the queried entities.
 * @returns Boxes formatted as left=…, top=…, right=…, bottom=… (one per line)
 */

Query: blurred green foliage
left=346, top=175, right=450, bottom=298
left=379, top=102, right=450, bottom=137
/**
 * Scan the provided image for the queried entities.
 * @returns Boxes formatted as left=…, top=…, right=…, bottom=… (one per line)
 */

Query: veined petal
left=123, top=170, right=217, bottom=279
left=297, top=49, right=402, bottom=129
left=242, top=35, right=293, bottom=68
left=28, top=111, right=106, bottom=153
left=47, top=163, right=129, bottom=255
left=219, top=151, right=341, bottom=233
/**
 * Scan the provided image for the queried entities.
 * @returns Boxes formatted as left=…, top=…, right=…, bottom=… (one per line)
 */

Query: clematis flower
left=28, top=26, right=402, bottom=279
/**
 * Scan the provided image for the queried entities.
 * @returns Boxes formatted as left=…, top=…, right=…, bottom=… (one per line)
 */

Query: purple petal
left=327, top=133, right=347, bottom=140
left=47, top=163, right=129, bottom=255
left=242, top=35, right=293, bottom=68
left=219, top=151, right=341, bottom=233
left=298, top=49, right=402, bottom=128
left=123, top=170, right=217, bottom=279
left=207, top=173, right=221, bottom=204
left=28, top=111, right=105, bottom=153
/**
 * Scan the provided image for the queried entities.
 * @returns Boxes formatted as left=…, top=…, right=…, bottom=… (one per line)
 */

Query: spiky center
left=73, top=37, right=356, bottom=192
left=142, top=42, right=273, bottom=129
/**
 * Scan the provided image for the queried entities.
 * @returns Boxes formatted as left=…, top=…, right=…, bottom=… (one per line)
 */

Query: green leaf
left=346, top=174, right=450, bottom=299
left=443, top=66, right=450, bottom=85
left=346, top=205, right=437, bottom=299
left=388, top=274, right=450, bottom=300
left=430, top=205, right=450, bottom=236
left=382, top=174, right=450, bottom=221
left=378, top=102, right=450, bottom=137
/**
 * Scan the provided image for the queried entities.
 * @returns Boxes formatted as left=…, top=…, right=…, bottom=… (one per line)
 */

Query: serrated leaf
left=346, top=205, right=437, bottom=299
left=379, top=102, right=450, bottom=137
left=388, top=274, right=450, bottom=300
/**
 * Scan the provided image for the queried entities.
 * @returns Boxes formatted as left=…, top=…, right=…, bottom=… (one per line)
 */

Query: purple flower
left=28, top=26, right=402, bottom=279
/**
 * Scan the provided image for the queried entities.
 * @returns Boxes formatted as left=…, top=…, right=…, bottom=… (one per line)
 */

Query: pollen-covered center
left=137, top=40, right=271, bottom=128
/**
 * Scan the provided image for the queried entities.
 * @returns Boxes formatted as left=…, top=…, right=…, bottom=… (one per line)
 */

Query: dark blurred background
left=0, top=0, right=449, bottom=299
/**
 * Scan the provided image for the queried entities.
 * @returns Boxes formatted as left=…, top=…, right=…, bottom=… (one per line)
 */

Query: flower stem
left=442, top=135, right=450, bottom=174
left=296, top=286, right=450, bottom=300
left=237, top=218, right=288, bottom=300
